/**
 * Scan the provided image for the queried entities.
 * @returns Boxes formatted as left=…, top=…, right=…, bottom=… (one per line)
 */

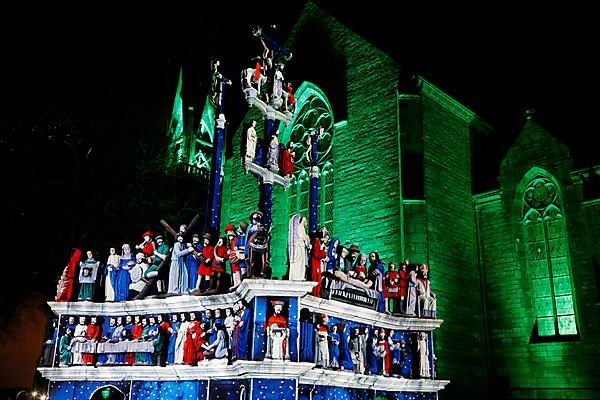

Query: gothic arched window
left=521, top=173, right=578, bottom=337
left=282, top=82, right=335, bottom=232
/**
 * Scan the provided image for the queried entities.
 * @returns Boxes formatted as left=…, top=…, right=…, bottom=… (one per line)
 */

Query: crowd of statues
left=288, top=215, right=437, bottom=317
left=308, top=314, right=433, bottom=379
left=241, top=120, right=296, bottom=177
left=65, top=213, right=265, bottom=302
left=50, top=301, right=433, bottom=380
left=54, top=302, right=251, bottom=368
left=62, top=211, right=436, bottom=320
left=241, top=25, right=295, bottom=114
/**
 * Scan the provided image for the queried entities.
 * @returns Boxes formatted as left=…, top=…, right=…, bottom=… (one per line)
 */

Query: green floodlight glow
left=281, top=82, right=335, bottom=234
left=171, top=67, right=184, bottom=141
left=166, top=66, right=216, bottom=177
left=522, top=173, right=578, bottom=337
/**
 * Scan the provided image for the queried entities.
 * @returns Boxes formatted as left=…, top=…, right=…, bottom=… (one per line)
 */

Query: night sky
left=1, top=0, right=598, bottom=388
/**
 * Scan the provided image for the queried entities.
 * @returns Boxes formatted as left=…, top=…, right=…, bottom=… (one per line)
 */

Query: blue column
left=259, top=179, right=274, bottom=229
left=207, top=78, right=228, bottom=232
left=308, top=130, right=320, bottom=233
left=288, top=297, right=299, bottom=362
left=252, top=297, right=267, bottom=361
left=208, top=113, right=226, bottom=232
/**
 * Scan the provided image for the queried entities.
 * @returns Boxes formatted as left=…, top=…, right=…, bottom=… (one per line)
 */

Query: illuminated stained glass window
left=283, top=83, right=335, bottom=232
left=522, top=175, right=578, bottom=337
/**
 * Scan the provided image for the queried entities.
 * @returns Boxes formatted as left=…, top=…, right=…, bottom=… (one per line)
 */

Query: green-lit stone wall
left=421, top=95, right=486, bottom=399
left=477, top=120, right=600, bottom=398
left=220, top=107, right=263, bottom=245
left=402, top=201, right=428, bottom=264
left=219, top=3, right=600, bottom=399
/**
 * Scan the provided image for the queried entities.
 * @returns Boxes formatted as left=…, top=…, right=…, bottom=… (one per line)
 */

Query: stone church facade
left=216, top=3, right=600, bottom=399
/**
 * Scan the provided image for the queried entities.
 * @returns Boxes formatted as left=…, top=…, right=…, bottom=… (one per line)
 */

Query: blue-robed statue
left=339, top=323, right=355, bottom=370
left=233, top=301, right=251, bottom=360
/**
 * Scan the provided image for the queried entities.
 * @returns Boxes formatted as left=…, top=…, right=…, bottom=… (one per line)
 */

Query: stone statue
left=416, top=264, right=436, bottom=318
left=115, top=244, right=134, bottom=302
left=284, top=82, right=295, bottom=112
left=224, top=224, right=242, bottom=289
left=78, top=251, right=99, bottom=301
left=128, top=253, right=149, bottom=299
left=167, top=234, right=194, bottom=294
left=135, top=231, right=156, bottom=259
left=244, top=120, right=258, bottom=164
left=205, top=236, right=228, bottom=294
left=266, top=300, right=289, bottom=360
left=404, top=264, right=418, bottom=316
left=417, top=332, right=430, bottom=378
left=280, top=141, right=295, bottom=177
left=314, top=314, right=330, bottom=368
left=233, top=300, right=251, bottom=360
left=349, top=327, right=364, bottom=374
left=288, top=214, right=309, bottom=281
left=70, top=316, right=88, bottom=365
left=246, top=212, right=269, bottom=278
left=384, top=262, right=400, bottom=314
left=328, top=324, right=341, bottom=369
left=310, top=227, right=330, bottom=297
left=105, top=247, right=120, bottom=302
left=266, top=130, right=280, bottom=171
left=224, top=308, right=235, bottom=349
left=58, top=327, right=73, bottom=367
left=147, top=235, right=169, bottom=293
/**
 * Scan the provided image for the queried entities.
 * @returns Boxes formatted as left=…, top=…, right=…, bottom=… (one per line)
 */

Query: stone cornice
left=46, top=281, right=440, bottom=331
left=419, top=78, right=475, bottom=124
left=38, top=362, right=449, bottom=393
left=300, top=295, right=443, bottom=331
left=244, top=161, right=291, bottom=189
left=473, top=189, right=501, bottom=207
left=418, top=77, right=493, bottom=135
left=47, top=280, right=317, bottom=316
left=299, top=369, right=450, bottom=392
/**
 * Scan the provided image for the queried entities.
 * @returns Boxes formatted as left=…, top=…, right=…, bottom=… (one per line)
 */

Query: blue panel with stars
left=210, top=379, right=250, bottom=400
left=49, top=380, right=129, bottom=400
left=252, top=378, right=296, bottom=400
left=130, top=380, right=207, bottom=400
left=253, top=297, right=267, bottom=361
left=297, top=385, right=437, bottom=400
left=288, top=298, right=299, bottom=362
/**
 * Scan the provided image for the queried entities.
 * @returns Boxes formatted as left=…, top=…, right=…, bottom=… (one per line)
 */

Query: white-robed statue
left=288, top=214, right=309, bottom=281
left=416, top=264, right=437, bottom=318
left=314, top=314, right=330, bottom=368
left=105, top=247, right=120, bottom=302
left=417, top=332, right=430, bottom=378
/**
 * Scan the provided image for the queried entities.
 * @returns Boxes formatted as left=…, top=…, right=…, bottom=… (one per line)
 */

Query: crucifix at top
left=240, top=25, right=297, bottom=230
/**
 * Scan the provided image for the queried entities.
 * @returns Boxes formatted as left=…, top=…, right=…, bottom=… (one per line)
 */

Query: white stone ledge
left=46, top=280, right=317, bottom=316
left=299, top=369, right=450, bottom=392
left=38, top=362, right=449, bottom=393
left=300, top=295, right=443, bottom=331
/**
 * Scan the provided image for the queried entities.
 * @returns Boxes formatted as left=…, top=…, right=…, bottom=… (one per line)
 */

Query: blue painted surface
left=288, top=298, right=299, bottom=362
left=253, top=297, right=267, bottom=361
